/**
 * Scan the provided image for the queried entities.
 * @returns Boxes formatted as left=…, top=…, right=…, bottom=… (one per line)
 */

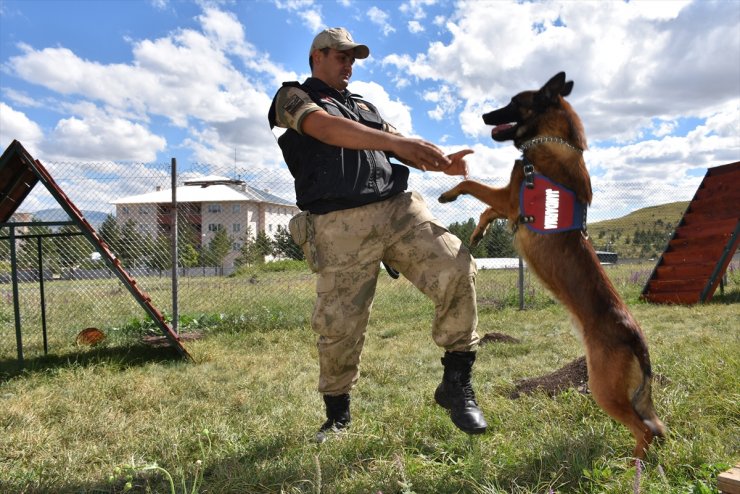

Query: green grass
left=0, top=264, right=738, bottom=493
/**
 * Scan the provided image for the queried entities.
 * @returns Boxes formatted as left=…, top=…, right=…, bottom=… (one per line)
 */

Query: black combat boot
left=435, top=351, right=487, bottom=434
left=315, top=393, right=351, bottom=443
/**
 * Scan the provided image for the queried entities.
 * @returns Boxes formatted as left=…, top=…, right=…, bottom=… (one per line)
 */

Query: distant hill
left=589, top=201, right=690, bottom=259
left=30, top=208, right=110, bottom=230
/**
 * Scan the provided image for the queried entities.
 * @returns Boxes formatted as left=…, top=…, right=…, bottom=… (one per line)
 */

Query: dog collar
left=518, top=136, right=583, bottom=153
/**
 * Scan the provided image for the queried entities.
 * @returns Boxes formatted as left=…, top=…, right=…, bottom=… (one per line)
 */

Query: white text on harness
left=544, top=188, right=560, bottom=229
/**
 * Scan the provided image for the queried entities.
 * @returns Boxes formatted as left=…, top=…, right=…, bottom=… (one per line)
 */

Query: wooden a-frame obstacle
left=641, top=161, right=739, bottom=304
left=0, top=140, right=192, bottom=363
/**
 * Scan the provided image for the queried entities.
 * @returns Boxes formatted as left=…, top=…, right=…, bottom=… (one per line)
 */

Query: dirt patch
left=510, top=356, right=589, bottom=399
left=142, top=332, right=204, bottom=347
left=480, top=332, right=522, bottom=345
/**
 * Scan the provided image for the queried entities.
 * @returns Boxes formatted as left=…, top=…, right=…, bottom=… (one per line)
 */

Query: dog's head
left=483, top=72, right=575, bottom=146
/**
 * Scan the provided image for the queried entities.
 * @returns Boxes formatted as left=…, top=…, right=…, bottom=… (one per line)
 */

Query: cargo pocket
left=316, top=271, right=335, bottom=294
left=427, top=219, right=459, bottom=258
left=289, top=211, right=319, bottom=272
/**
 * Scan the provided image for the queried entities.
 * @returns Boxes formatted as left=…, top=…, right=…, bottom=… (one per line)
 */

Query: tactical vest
left=268, top=78, right=408, bottom=214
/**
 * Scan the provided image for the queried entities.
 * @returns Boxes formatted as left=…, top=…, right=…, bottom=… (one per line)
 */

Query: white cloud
left=408, top=21, right=424, bottom=34
left=367, top=6, right=396, bottom=36
left=382, top=0, right=739, bottom=176
left=349, top=80, right=414, bottom=137
left=44, top=106, right=166, bottom=162
left=399, top=0, right=435, bottom=20
left=5, top=5, right=287, bottom=166
left=389, top=1, right=737, bottom=122
left=0, top=102, right=43, bottom=153
left=273, top=0, right=323, bottom=31
left=423, top=84, right=460, bottom=121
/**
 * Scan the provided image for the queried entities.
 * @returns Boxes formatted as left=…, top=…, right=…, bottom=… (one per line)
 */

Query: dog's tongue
left=491, top=123, right=513, bottom=137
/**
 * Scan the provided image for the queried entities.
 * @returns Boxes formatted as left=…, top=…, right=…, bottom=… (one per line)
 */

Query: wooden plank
left=674, top=218, right=737, bottom=239
left=706, top=160, right=740, bottom=177
left=655, top=263, right=714, bottom=280
left=689, top=196, right=740, bottom=214
left=682, top=211, right=737, bottom=225
left=668, top=233, right=732, bottom=250
left=661, top=249, right=726, bottom=265
left=718, top=463, right=740, bottom=494
left=694, top=184, right=740, bottom=201
left=648, top=278, right=706, bottom=292
left=704, top=162, right=740, bottom=179
left=643, top=291, right=701, bottom=304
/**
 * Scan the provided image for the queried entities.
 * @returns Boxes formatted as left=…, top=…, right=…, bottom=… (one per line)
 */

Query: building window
left=232, top=204, right=241, bottom=214
left=139, top=206, right=150, bottom=214
left=121, top=206, right=129, bottom=214
left=232, top=242, right=242, bottom=251
left=208, top=223, right=223, bottom=232
left=269, top=224, right=273, bottom=232
left=233, top=223, right=241, bottom=233
left=207, top=204, right=222, bottom=213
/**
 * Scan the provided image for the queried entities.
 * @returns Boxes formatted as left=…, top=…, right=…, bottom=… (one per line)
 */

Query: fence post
left=36, top=236, right=48, bottom=355
left=518, top=256, right=525, bottom=310
left=10, top=226, right=24, bottom=364
left=170, top=158, right=179, bottom=335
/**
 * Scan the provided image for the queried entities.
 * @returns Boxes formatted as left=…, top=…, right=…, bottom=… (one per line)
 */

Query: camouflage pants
left=310, top=191, right=479, bottom=396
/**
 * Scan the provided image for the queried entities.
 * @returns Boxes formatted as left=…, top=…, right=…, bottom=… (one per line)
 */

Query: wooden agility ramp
left=1, top=140, right=192, bottom=362
left=642, top=161, right=740, bottom=304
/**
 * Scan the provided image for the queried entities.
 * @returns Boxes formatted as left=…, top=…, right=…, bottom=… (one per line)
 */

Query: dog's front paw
left=438, top=191, right=458, bottom=203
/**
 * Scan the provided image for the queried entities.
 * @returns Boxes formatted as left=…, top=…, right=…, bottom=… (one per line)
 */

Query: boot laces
left=461, top=374, right=477, bottom=404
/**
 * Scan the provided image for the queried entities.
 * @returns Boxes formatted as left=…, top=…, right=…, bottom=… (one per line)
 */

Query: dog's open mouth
left=483, top=103, right=520, bottom=142
left=491, top=123, right=514, bottom=138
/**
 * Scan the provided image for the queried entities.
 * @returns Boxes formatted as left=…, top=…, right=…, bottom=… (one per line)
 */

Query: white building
left=112, top=176, right=299, bottom=268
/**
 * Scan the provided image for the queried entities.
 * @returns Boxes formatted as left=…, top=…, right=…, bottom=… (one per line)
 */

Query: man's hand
left=302, top=110, right=472, bottom=176
left=441, top=149, right=473, bottom=178
left=391, top=138, right=451, bottom=172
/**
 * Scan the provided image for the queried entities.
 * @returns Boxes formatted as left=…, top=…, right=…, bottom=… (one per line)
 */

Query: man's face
left=312, top=48, right=356, bottom=91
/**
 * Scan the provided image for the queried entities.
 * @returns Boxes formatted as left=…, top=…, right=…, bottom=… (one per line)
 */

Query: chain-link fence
left=2, top=157, right=738, bottom=361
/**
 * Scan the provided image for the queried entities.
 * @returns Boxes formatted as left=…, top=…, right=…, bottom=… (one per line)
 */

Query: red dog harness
left=516, top=156, right=587, bottom=234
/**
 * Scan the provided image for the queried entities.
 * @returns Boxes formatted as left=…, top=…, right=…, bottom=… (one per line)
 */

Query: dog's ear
left=561, top=80, right=573, bottom=97
left=536, top=72, right=567, bottom=106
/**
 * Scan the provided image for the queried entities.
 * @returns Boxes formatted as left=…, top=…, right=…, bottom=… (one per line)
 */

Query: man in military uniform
left=268, top=27, right=487, bottom=442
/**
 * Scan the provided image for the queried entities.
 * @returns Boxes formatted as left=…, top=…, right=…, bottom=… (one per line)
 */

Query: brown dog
left=439, top=72, right=665, bottom=459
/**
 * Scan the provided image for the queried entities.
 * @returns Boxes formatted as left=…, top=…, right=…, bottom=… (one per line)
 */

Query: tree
left=175, top=220, right=202, bottom=268
left=99, top=214, right=120, bottom=253
left=481, top=219, right=516, bottom=257
left=253, top=231, right=274, bottom=264
left=273, top=225, right=303, bottom=260
left=118, top=219, right=146, bottom=268
left=448, top=218, right=487, bottom=258
left=203, top=228, right=231, bottom=268
left=448, top=217, right=516, bottom=259
left=147, top=234, right=172, bottom=271
left=23, top=220, right=59, bottom=271
left=235, top=226, right=257, bottom=267
left=54, top=224, right=90, bottom=270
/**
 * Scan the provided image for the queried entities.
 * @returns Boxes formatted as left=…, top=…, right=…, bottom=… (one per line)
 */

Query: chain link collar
left=518, top=136, right=583, bottom=153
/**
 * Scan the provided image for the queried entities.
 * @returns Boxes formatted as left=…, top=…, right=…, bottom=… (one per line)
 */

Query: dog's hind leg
left=586, top=348, right=659, bottom=460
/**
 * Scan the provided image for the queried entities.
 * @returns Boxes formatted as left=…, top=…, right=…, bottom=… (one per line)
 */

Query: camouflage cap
left=309, top=27, right=370, bottom=59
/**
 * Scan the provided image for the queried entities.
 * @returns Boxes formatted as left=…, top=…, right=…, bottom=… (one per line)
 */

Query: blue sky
left=1, top=0, right=739, bottom=219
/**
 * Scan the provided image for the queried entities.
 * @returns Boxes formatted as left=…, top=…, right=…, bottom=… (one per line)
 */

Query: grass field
left=0, top=262, right=738, bottom=493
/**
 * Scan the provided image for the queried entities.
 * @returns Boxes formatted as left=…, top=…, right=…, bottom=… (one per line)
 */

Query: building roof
left=112, top=179, right=295, bottom=207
